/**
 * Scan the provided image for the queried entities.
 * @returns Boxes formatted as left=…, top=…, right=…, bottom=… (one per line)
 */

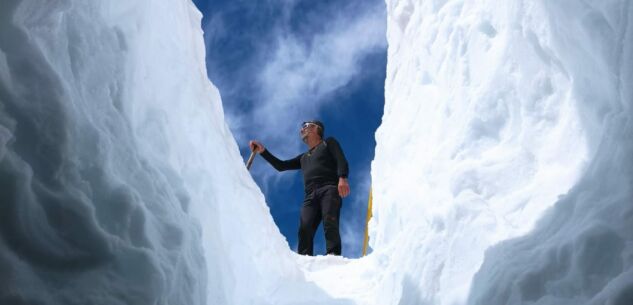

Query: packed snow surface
left=0, top=0, right=631, bottom=305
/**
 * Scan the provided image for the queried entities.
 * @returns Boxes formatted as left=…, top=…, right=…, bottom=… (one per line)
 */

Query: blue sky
left=192, top=0, right=386, bottom=258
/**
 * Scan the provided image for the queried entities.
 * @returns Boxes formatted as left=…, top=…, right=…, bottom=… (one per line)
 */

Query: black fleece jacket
left=260, top=137, right=349, bottom=191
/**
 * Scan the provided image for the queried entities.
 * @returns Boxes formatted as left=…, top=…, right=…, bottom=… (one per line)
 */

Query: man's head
left=300, top=120, right=324, bottom=142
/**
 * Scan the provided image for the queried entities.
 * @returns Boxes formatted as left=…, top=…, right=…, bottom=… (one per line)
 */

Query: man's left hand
left=338, top=177, right=350, bottom=198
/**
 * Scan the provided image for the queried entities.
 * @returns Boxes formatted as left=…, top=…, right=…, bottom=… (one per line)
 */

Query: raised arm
left=250, top=140, right=301, bottom=171
left=261, top=150, right=302, bottom=171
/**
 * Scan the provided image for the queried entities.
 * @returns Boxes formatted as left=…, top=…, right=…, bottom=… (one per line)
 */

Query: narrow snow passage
left=0, top=0, right=631, bottom=305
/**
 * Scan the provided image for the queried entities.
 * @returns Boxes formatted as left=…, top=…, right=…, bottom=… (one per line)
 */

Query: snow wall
left=0, top=0, right=631, bottom=305
left=371, top=0, right=633, bottom=304
left=0, top=0, right=303, bottom=304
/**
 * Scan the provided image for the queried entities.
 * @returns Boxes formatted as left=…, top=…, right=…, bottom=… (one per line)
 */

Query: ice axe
left=245, top=148, right=257, bottom=170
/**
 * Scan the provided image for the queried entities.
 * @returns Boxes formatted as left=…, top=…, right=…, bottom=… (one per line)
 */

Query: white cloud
left=259, top=6, right=386, bottom=107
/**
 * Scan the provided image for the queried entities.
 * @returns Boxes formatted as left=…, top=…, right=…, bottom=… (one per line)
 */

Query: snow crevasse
left=0, top=0, right=632, bottom=304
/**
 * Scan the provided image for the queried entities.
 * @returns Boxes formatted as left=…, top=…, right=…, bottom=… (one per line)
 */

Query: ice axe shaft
left=246, top=150, right=256, bottom=170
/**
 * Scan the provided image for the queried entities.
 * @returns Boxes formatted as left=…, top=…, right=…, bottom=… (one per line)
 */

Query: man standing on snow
left=249, top=120, right=350, bottom=256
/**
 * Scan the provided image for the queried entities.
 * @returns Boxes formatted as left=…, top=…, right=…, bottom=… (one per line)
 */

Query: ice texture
left=467, top=1, right=633, bottom=303
left=368, top=0, right=633, bottom=304
left=1, top=0, right=632, bottom=304
left=0, top=0, right=300, bottom=304
left=0, top=1, right=211, bottom=304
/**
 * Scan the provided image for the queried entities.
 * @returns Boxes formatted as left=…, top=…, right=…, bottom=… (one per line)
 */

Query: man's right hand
left=249, top=140, right=265, bottom=153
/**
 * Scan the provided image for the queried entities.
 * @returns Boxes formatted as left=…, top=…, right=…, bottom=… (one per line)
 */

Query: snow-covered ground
left=0, top=0, right=631, bottom=304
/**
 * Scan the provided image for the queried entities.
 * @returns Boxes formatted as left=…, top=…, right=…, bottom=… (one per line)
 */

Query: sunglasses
left=301, top=122, right=318, bottom=130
